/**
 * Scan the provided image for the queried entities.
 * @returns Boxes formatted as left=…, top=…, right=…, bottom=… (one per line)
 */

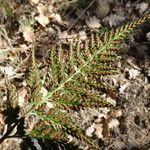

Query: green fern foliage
left=26, top=14, right=150, bottom=149
left=1, top=14, right=150, bottom=149
left=28, top=49, right=42, bottom=103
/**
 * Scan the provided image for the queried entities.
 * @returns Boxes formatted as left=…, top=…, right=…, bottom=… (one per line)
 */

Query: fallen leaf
left=86, top=16, right=101, bottom=28
left=128, top=68, right=140, bottom=79
left=136, top=2, right=149, bottom=14
left=79, top=31, right=87, bottom=40
left=67, top=135, right=74, bottom=143
left=106, top=97, right=116, bottom=106
left=101, top=117, right=109, bottom=138
left=18, top=88, right=27, bottom=107
left=22, top=25, right=35, bottom=43
left=103, top=14, right=125, bottom=27
left=58, top=31, right=76, bottom=41
left=95, top=123, right=103, bottom=138
left=108, top=118, right=119, bottom=129
left=86, top=124, right=95, bottom=137
left=35, top=4, right=50, bottom=27
left=146, top=32, right=150, bottom=41
left=95, top=0, right=110, bottom=17
left=46, top=101, right=54, bottom=109
left=0, top=65, right=16, bottom=78
left=111, top=110, right=122, bottom=118
left=119, top=83, right=129, bottom=93
left=30, top=0, right=39, bottom=4
left=50, top=13, right=62, bottom=23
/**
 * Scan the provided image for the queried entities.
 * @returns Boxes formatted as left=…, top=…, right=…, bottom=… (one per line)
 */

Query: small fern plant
left=0, top=14, right=150, bottom=150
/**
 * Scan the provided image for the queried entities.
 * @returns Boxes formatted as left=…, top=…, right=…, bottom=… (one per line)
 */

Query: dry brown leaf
left=0, top=65, right=16, bottom=78
left=106, top=97, right=116, bottom=106
left=50, top=13, right=62, bottom=23
left=128, top=68, right=140, bottom=79
left=95, top=123, right=103, bottom=138
left=30, top=0, right=39, bottom=4
left=35, top=4, right=50, bottom=27
left=119, top=83, right=129, bottom=93
left=22, top=26, right=35, bottom=43
left=104, top=14, right=126, bottom=27
left=95, top=0, right=110, bottom=17
left=108, top=118, right=120, bottom=129
left=86, top=16, right=101, bottom=28
left=136, top=2, right=149, bottom=14
left=79, top=31, right=87, bottom=40
left=86, top=124, right=95, bottom=137
left=101, top=117, right=109, bottom=138
left=18, top=88, right=28, bottom=107
left=146, top=32, right=150, bottom=41
left=111, top=110, right=122, bottom=118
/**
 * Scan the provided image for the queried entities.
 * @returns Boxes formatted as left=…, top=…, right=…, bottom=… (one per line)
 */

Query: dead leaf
left=46, top=101, right=54, bottom=109
left=86, top=16, right=101, bottom=28
left=95, top=0, right=110, bottom=17
left=128, top=68, right=140, bottom=79
left=146, top=32, right=150, bottom=41
left=119, top=83, right=129, bottom=93
left=111, top=110, right=122, bottom=118
left=0, top=65, right=16, bottom=78
left=95, top=123, right=103, bottom=138
left=35, top=4, right=50, bottom=27
left=40, top=87, right=48, bottom=97
left=136, top=2, right=149, bottom=14
left=58, top=31, right=76, bottom=41
left=22, top=25, right=35, bottom=43
left=103, top=14, right=125, bottom=27
left=86, top=124, right=95, bottom=137
left=50, top=13, right=62, bottom=23
left=106, top=97, right=116, bottom=106
left=108, top=118, right=119, bottom=129
left=18, top=88, right=27, bottom=107
left=101, top=117, right=109, bottom=138
left=79, top=31, right=87, bottom=40
left=30, top=0, right=39, bottom=4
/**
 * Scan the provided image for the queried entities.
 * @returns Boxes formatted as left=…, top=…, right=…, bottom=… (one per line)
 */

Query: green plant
left=0, top=14, right=150, bottom=149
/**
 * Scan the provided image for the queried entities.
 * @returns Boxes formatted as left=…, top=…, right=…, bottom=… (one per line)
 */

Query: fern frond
left=27, top=14, right=149, bottom=149
left=1, top=14, right=149, bottom=149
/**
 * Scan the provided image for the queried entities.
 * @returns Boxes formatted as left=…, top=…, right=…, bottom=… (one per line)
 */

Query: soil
left=0, top=0, right=150, bottom=150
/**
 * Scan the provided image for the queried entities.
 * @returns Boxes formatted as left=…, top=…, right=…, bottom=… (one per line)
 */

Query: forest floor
left=0, top=0, right=150, bottom=150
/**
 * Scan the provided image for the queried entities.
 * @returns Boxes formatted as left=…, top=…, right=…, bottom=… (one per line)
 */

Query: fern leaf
left=26, top=14, right=150, bottom=149
left=1, top=14, right=149, bottom=150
